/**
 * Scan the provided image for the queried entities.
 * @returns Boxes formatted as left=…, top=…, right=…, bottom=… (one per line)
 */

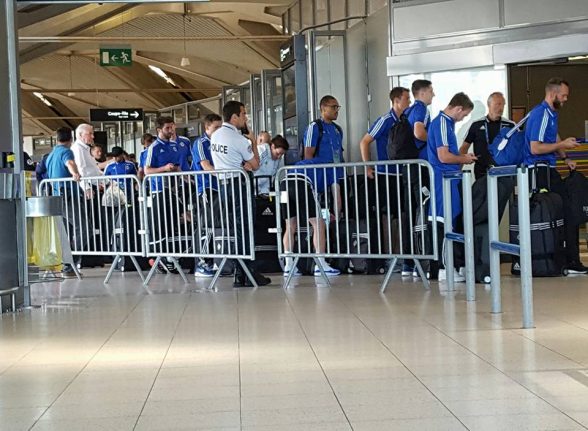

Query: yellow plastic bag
left=29, top=216, right=62, bottom=270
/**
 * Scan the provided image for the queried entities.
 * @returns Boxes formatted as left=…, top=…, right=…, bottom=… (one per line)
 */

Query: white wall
left=323, top=8, right=390, bottom=163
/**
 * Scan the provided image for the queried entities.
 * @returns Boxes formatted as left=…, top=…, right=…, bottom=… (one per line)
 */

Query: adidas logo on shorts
left=262, top=207, right=273, bottom=216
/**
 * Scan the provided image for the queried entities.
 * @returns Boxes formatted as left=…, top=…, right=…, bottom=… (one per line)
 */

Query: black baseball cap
left=108, top=146, right=124, bottom=157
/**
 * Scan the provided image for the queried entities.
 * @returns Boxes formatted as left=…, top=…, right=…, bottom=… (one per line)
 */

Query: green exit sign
left=100, top=47, right=132, bottom=67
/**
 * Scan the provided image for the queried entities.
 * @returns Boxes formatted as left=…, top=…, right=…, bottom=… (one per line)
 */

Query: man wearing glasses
left=303, top=95, right=344, bottom=216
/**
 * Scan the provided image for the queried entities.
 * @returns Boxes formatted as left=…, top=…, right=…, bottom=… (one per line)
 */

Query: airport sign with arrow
left=100, top=47, right=132, bottom=67
left=90, top=108, right=144, bottom=122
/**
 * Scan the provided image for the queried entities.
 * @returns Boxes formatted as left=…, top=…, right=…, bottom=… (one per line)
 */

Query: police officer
left=210, top=101, right=271, bottom=287
left=459, top=92, right=515, bottom=179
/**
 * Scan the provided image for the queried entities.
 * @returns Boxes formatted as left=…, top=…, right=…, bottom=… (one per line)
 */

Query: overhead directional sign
left=90, top=108, right=143, bottom=122
left=100, top=47, right=132, bottom=67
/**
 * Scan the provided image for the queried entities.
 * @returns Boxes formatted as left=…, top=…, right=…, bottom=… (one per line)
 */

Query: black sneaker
left=233, top=271, right=271, bottom=287
left=567, top=262, right=588, bottom=275
left=61, top=264, right=77, bottom=278
left=163, top=258, right=179, bottom=274
left=149, top=258, right=167, bottom=274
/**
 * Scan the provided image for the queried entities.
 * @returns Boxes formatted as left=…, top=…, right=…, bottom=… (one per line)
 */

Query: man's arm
left=65, top=160, right=81, bottom=182
left=437, top=147, right=477, bottom=165
left=459, top=141, right=472, bottom=155
left=414, top=122, right=428, bottom=142
left=145, top=164, right=177, bottom=175
left=359, top=133, right=376, bottom=179
left=304, top=147, right=316, bottom=160
left=530, top=138, right=578, bottom=155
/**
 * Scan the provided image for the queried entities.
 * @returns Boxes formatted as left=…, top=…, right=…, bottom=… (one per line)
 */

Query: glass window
left=301, top=0, right=314, bottom=30
left=399, top=67, right=508, bottom=143
left=315, top=0, right=328, bottom=27
left=349, top=0, right=367, bottom=19
left=290, top=4, right=300, bottom=33
left=369, top=0, right=387, bottom=14
left=329, top=0, right=346, bottom=30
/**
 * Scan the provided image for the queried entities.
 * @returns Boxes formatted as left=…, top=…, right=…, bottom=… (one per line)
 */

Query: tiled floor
left=1, top=266, right=588, bottom=430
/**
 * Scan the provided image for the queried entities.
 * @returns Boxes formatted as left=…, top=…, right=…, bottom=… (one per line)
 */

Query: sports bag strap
left=505, top=113, right=531, bottom=138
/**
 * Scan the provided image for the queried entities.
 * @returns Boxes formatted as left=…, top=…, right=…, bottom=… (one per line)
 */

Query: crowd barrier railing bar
left=39, top=174, right=145, bottom=284
left=441, top=170, right=475, bottom=299
left=487, top=166, right=533, bottom=329
left=142, top=168, right=257, bottom=289
left=274, top=160, right=438, bottom=291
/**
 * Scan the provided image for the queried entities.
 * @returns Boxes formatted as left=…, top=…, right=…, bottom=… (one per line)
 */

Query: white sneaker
left=438, top=268, right=465, bottom=283
left=283, top=267, right=302, bottom=277
left=314, top=265, right=341, bottom=277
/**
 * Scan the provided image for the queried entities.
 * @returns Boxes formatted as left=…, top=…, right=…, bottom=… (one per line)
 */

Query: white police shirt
left=254, top=143, right=282, bottom=194
left=210, top=123, right=254, bottom=179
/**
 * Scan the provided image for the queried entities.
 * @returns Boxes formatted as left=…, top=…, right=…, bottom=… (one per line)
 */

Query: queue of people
left=40, top=75, right=586, bottom=285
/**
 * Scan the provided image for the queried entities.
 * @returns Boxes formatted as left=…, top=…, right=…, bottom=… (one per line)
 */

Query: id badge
left=333, top=148, right=342, bottom=163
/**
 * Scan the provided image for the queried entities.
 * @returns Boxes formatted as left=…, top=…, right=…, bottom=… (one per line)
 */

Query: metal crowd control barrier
left=274, top=160, right=438, bottom=291
left=487, top=166, right=533, bottom=328
left=142, top=169, right=257, bottom=289
left=441, top=170, right=475, bottom=299
left=39, top=175, right=146, bottom=284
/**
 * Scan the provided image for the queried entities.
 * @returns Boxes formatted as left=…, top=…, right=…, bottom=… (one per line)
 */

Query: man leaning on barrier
left=427, top=92, right=477, bottom=282
left=210, top=101, right=271, bottom=287
left=45, top=127, right=82, bottom=278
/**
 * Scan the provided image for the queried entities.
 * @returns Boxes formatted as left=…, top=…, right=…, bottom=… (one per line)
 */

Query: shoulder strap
left=506, top=113, right=531, bottom=139
left=313, top=119, right=324, bottom=155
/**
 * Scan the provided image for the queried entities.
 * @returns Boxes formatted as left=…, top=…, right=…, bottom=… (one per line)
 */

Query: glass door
left=308, top=31, right=348, bottom=153
left=261, top=69, right=284, bottom=137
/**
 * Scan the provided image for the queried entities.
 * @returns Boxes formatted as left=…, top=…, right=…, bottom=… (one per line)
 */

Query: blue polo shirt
left=191, top=132, right=217, bottom=195
left=104, top=160, right=137, bottom=199
left=427, top=111, right=462, bottom=223
left=145, top=138, right=180, bottom=191
left=367, top=110, right=401, bottom=175
left=46, top=144, right=75, bottom=194
left=139, top=148, right=148, bottom=168
left=524, top=101, right=558, bottom=167
left=407, top=100, right=430, bottom=160
left=170, top=135, right=192, bottom=171
left=304, top=120, right=344, bottom=181
left=290, top=159, right=337, bottom=194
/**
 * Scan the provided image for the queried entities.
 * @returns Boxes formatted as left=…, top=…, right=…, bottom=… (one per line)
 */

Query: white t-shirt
left=210, top=123, right=254, bottom=179
left=71, top=140, right=103, bottom=190
left=254, top=143, right=282, bottom=194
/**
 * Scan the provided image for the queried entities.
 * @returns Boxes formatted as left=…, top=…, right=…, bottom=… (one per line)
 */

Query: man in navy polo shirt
left=428, top=92, right=477, bottom=282
left=104, top=146, right=138, bottom=202
left=304, top=95, right=344, bottom=216
left=45, top=127, right=82, bottom=277
left=138, top=133, right=154, bottom=181
left=359, top=87, right=411, bottom=261
left=524, top=77, right=584, bottom=273
left=170, top=130, right=192, bottom=172
left=191, top=113, right=222, bottom=278
left=144, top=116, right=182, bottom=272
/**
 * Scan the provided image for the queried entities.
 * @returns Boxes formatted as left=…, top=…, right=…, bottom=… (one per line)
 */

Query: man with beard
left=524, top=77, right=585, bottom=273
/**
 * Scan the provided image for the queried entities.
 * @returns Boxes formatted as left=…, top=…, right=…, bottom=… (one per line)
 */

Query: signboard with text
left=90, top=108, right=143, bottom=122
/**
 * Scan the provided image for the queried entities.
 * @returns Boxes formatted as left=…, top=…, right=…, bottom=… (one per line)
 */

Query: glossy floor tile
left=0, top=264, right=587, bottom=430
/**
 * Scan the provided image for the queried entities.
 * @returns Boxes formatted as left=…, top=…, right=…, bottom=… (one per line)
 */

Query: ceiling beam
left=19, top=4, right=137, bottom=64
left=17, top=4, right=83, bottom=29
left=19, top=35, right=291, bottom=43
left=21, top=88, right=221, bottom=94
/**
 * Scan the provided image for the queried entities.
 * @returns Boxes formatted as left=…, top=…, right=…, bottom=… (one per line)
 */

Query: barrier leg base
left=313, top=258, right=332, bottom=288
left=129, top=256, right=146, bottom=283
left=103, top=256, right=120, bottom=284
left=380, top=257, right=397, bottom=293
left=168, top=257, right=189, bottom=284
left=413, top=260, right=430, bottom=290
left=237, top=259, right=258, bottom=289
left=206, top=257, right=226, bottom=291
left=143, top=256, right=161, bottom=286
left=282, top=257, right=299, bottom=290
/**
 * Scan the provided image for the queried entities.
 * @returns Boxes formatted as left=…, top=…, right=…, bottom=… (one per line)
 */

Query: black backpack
left=387, top=107, right=421, bottom=160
